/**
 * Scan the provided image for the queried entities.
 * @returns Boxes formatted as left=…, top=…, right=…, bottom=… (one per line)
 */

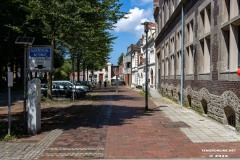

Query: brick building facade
left=154, top=0, right=240, bottom=131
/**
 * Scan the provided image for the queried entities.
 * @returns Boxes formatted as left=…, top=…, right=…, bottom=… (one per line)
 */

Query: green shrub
left=136, top=85, right=142, bottom=89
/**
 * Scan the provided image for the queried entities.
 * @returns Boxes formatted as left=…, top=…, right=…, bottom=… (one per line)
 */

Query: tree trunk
left=87, top=67, right=89, bottom=81
left=77, top=55, right=80, bottom=82
left=47, top=37, right=55, bottom=99
left=83, top=62, right=85, bottom=81
left=47, top=72, right=52, bottom=99
left=71, top=52, right=75, bottom=83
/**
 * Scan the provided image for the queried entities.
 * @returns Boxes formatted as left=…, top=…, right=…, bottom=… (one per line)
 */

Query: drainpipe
left=180, top=4, right=185, bottom=107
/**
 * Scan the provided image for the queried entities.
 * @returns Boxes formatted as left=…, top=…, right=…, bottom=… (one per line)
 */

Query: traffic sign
left=237, top=68, right=240, bottom=76
left=8, top=71, right=13, bottom=87
left=29, top=46, right=52, bottom=71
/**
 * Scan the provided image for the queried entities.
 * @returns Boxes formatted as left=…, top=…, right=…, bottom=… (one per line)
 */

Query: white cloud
left=114, top=7, right=153, bottom=37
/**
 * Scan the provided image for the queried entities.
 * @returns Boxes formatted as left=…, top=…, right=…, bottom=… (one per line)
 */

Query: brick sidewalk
left=104, top=88, right=240, bottom=159
left=1, top=87, right=240, bottom=159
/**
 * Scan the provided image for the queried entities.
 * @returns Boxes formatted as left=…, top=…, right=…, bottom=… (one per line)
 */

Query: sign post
left=7, top=67, right=13, bottom=135
left=15, top=36, right=35, bottom=134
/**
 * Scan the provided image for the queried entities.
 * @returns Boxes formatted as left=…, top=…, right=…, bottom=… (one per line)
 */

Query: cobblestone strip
left=0, top=143, right=36, bottom=160
left=41, top=147, right=104, bottom=158
left=23, top=129, right=62, bottom=160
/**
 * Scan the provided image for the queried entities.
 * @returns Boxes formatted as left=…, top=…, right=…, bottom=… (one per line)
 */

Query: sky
left=109, top=0, right=154, bottom=65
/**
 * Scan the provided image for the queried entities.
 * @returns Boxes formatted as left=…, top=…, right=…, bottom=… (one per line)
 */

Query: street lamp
left=141, top=21, right=153, bottom=111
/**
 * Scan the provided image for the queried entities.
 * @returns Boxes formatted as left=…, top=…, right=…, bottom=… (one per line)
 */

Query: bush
left=136, top=85, right=142, bottom=89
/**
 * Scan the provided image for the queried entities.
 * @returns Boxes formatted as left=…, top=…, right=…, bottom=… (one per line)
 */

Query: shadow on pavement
left=0, top=90, right=23, bottom=108
left=0, top=87, right=160, bottom=138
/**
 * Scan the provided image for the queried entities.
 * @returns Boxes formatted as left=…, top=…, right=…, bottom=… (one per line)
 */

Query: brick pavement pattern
left=1, top=87, right=240, bottom=159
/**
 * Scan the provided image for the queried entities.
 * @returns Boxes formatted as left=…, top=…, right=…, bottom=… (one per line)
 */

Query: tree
left=117, top=53, right=125, bottom=66
left=1, top=0, right=127, bottom=94
left=26, top=0, right=71, bottom=99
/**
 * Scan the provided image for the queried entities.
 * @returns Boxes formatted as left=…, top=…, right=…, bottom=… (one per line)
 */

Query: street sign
left=237, top=68, right=240, bottom=76
left=29, top=46, right=52, bottom=71
left=8, top=72, right=13, bottom=87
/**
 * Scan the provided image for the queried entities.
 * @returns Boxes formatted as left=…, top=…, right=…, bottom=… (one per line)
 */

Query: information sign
left=8, top=72, right=13, bottom=87
left=29, top=46, right=52, bottom=71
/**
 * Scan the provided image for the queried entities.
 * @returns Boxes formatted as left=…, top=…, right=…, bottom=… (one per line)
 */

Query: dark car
left=65, top=87, right=86, bottom=99
left=41, top=82, right=86, bottom=99
left=41, top=84, right=48, bottom=97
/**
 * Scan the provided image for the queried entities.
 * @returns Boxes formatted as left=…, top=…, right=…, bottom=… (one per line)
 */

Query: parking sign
left=29, top=46, right=52, bottom=71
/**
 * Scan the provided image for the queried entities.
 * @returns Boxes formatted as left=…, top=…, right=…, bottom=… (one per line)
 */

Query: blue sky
left=109, top=0, right=154, bottom=65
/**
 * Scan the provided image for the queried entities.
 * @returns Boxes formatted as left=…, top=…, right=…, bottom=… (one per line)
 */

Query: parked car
left=53, top=80, right=90, bottom=92
left=41, top=81, right=87, bottom=99
left=75, top=81, right=93, bottom=91
left=65, top=87, right=86, bottom=99
left=41, top=83, right=47, bottom=97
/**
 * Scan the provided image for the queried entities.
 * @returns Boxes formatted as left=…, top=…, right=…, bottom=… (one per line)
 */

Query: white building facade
left=138, top=24, right=156, bottom=89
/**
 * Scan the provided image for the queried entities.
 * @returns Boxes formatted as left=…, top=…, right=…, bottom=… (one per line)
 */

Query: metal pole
left=23, top=44, right=27, bottom=133
left=180, top=4, right=185, bottom=107
left=116, top=75, right=118, bottom=92
left=8, top=67, right=11, bottom=135
left=145, top=29, right=149, bottom=111
left=72, top=56, right=75, bottom=101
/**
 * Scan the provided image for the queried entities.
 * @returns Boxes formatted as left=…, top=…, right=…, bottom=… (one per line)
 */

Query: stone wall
left=160, top=82, right=240, bottom=131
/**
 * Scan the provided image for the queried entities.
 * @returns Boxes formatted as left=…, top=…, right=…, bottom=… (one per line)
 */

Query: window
left=170, top=37, right=175, bottom=54
left=176, top=52, right=181, bottom=75
left=185, top=45, right=194, bottom=75
left=161, top=60, right=165, bottom=76
left=165, top=42, right=169, bottom=58
left=169, top=0, right=175, bottom=16
left=162, top=5, right=165, bottom=26
left=205, top=5, right=211, bottom=34
left=187, top=20, right=194, bottom=45
left=170, top=55, right=175, bottom=76
left=222, top=0, right=230, bottom=24
left=222, top=0, right=240, bottom=24
left=171, top=0, right=175, bottom=13
left=199, top=38, right=210, bottom=74
left=230, top=0, right=240, bottom=19
left=199, top=4, right=211, bottom=37
left=165, top=0, right=169, bottom=22
left=158, top=10, right=162, bottom=32
left=222, top=28, right=230, bottom=70
left=161, top=46, right=165, bottom=76
left=165, top=58, right=169, bottom=76
left=177, top=31, right=182, bottom=51
left=222, top=24, right=240, bottom=72
left=198, top=4, right=211, bottom=75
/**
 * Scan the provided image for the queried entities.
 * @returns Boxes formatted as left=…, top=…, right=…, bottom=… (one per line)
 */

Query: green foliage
left=54, top=59, right=71, bottom=80
left=136, top=85, right=142, bottom=89
left=1, top=134, right=17, bottom=141
left=0, top=0, right=127, bottom=92
left=0, top=124, right=22, bottom=141
left=117, top=53, right=124, bottom=66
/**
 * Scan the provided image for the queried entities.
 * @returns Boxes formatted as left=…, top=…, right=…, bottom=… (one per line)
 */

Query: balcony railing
left=124, top=55, right=131, bottom=63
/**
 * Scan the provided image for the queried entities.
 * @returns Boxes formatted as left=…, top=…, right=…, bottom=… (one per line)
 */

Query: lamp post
left=142, top=21, right=153, bottom=111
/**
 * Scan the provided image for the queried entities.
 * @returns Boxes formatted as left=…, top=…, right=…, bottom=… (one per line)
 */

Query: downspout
left=180, top=4, right=185, bottom=107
